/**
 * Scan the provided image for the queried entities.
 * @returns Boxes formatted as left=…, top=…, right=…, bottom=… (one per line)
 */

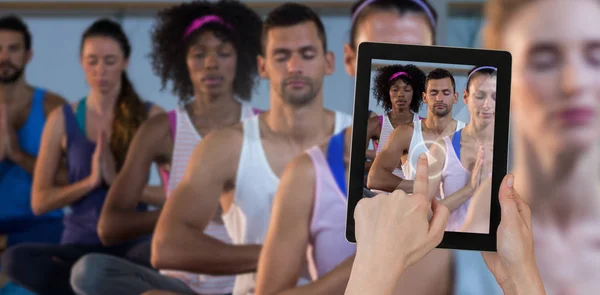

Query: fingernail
left=419, top=153, right=427, bottom=159
left=506, top=174, right=514, bottom=188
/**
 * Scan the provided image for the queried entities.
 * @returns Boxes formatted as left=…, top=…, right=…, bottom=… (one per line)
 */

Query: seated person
left=369, top=63, right=426, bottom=177
left=69, top=2, right=264, bottom=294
left=426, top=66, right=496, bottom=232
left=0, top=15, right=67, bottom=249
left=368, top=68, right=466, bottom=193
left=0, top=19, right=163, bottom=295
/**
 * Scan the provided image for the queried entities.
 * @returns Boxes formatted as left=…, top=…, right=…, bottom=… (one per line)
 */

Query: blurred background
left=0, top=0, right=489, bottom=183
left=0, top=0, right=486, bottom=114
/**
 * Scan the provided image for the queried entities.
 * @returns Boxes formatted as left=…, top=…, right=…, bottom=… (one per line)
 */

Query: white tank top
left=376, top=113, right=420, bottom=178
left=160, top=102, right=257, bottom=294
left=401, top=119, right=466, bottom=180
left=221, top=111, right=350, bottom=295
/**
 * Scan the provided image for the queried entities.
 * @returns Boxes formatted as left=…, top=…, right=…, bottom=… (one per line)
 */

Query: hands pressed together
left=88, top=131, right=117, bottom=188
left=347, top=153, right=546, bottom=295
left=0, top=103, right=24, bottom=163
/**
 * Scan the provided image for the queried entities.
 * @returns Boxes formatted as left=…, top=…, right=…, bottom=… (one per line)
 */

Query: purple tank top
left=61, top=101, right=152, bottom=245
left=306, top=143, right=356, bottom=277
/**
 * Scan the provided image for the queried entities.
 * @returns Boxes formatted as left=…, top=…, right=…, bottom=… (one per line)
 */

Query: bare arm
left=367, top=125, right=413, bottom=192
left=31, top=107, right=99, bottom=216
left=425, top=138, right=447, bottom=200
left=256, top=153, right=354, bottom=295
left=460, top=178, right=492, bottom=234
left=151, top=128, right=261, bottom=274
left=9, top=93, right=68, bottom=184
left=98, top=114, right=172, bottom=246
left=364, top=116, right=382, bottom=172
left=140, top=105, right=168, bottom=206
left=140, top=185, right=167, bottom=207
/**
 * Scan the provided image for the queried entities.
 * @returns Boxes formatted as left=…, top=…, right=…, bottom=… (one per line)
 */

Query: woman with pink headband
left=64, top=1, right=263, bottom=295
left=371, top=64, right=426, bottom=177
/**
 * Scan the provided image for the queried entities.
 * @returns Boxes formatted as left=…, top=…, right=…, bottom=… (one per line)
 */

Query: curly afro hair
left=150, top=0, right=262, bottom=101
left=372, top=64, right=426, bottom=113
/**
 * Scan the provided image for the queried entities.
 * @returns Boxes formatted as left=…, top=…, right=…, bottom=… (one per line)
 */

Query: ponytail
left=110, top=72, right=148, bottom=171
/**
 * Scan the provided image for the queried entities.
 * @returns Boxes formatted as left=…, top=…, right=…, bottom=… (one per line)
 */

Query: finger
left=412, top=153, right=429, bottom=197
left=506, top=176, right=533, bottom=230
left=426, top=198, right=450, bottom=248
left=477, top=147, right=485, bottom=180
left=498, top=174, right=523, bottom=226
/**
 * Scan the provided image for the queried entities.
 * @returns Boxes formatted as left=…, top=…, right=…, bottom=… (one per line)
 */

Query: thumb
left=499, top=174, right=519, bottom=220
left=426, top=199, right=449, bottom=248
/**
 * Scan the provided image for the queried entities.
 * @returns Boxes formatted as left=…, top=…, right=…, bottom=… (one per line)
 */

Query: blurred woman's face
left=465, top=74, right=496, bottom=128
left=502, top=0, right=600, bottom=153
left=344, top=11, right=433, bottom=76
left=81, top=36, right=127, bottom=95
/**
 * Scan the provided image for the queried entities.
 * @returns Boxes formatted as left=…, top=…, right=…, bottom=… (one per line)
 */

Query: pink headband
left=389, top=71, right=412, bottom=82
left=183, top=15, right=234, bottom=39
left=468, top=66, right=497, bottom=80
left=352, top=0, right=436, bottom=26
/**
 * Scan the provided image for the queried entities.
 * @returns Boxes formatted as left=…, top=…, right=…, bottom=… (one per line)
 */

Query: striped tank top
left=159, top=102, right=261, bottom=294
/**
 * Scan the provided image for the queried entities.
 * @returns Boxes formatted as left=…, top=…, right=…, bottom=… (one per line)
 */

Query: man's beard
left=431, top=103, right=451, bottom=117
left=279, top=76, right=318, bottom=107
left=0, top=61, right=25, bottom=84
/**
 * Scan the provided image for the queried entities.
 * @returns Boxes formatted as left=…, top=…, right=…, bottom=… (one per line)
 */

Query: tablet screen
left=364, top=60, right=498, bottom=235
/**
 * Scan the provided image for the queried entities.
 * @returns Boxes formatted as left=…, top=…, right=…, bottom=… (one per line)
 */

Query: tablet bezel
left=345, top=42, right=512, bottom=252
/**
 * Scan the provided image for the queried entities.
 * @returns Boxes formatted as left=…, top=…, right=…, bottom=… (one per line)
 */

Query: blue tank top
left=326, top=128, right=347, bottom=197
left=0, top=88, right=64, bottom=221
left=61, top=98, right=152, bottom=245
left=452, top=250, right=503, bottom=294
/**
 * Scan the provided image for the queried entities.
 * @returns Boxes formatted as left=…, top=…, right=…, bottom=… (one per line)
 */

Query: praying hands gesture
left=0, top=103, right=24, bottom=163
left=88, top=131, right=118, bottom=188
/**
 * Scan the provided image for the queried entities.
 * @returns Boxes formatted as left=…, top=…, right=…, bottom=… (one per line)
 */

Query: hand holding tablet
left=347, top=171, right=545, bottom=295
left=346, top=42, right=512, bottom=251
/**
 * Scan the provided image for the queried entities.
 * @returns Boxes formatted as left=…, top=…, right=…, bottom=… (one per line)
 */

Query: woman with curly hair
left=371, top=64, right=426, bottom=177
left=67, top=1, right=263, bottom=295
left=0, top=18, right=164, bottom=295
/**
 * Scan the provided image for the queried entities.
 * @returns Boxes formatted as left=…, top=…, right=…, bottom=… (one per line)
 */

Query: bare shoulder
left=390, top=124, right=414, bottom=142
left=44, top=105, right=67, bottom=137
left=42, top=91, right=68, bottom=115
left=204, top=121, right=244, bottom=149
left=147, top=104, right=165, bottom=117
left=275, top=151, right=317, bottom=207
left=285, top=151, right=316, bottom=181
left=137, top=113, right=171, bottom=141
left=189, top=122, right=245, bottom=169
left=368, top=115, right=381, bottom=129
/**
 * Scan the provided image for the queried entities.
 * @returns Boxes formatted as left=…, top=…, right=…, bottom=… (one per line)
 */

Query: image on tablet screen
left=364, top=59, right=497, bottom=234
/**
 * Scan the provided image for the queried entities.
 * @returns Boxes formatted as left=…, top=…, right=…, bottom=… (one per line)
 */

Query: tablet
left=346, top=42, right=512, bottom=252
